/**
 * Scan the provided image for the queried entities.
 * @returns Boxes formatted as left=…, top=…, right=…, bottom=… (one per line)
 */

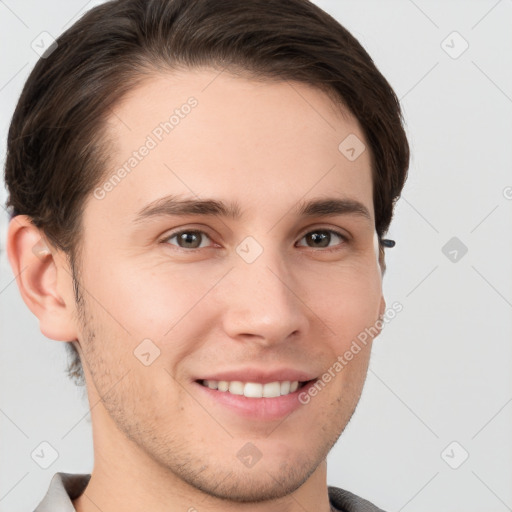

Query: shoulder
left=328, top=485, right=387, bottom=512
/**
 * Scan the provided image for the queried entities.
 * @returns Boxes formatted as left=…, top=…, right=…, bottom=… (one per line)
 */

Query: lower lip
left=193, top=380, right=317, bottom=420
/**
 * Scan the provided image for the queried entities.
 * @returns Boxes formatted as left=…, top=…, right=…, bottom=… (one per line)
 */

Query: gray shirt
left=33, top=472, right=386, bottom=512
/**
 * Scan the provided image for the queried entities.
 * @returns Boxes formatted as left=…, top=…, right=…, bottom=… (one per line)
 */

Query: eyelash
left=161, top=227, right=349, bottom=252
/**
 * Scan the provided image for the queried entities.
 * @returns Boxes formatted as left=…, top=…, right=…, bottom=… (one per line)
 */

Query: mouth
left=193, top=370, right=319, bottom=420
left=196, top=379, right=315, bottom=398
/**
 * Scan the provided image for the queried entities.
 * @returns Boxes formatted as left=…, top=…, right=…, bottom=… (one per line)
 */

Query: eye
left=163, top=230, right=214, bottom=250
left=162, top=227, right=349, bottom=251
left=296, top=229, right=348, bottom=250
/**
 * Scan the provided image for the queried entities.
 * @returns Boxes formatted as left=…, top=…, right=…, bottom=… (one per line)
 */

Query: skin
left=8, top=68, right=386, bottom=512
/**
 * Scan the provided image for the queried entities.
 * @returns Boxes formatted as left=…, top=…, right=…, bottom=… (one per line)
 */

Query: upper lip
left=195, top=368, right=318, bottom=384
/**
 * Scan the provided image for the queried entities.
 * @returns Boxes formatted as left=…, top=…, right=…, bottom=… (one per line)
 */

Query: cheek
left=86, top=257, right=214, bottom=341
left=301, top=262, right=382, bottom=336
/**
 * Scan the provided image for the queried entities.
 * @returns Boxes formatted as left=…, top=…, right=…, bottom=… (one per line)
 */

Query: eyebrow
left=133, top=195, right=372, bottom=224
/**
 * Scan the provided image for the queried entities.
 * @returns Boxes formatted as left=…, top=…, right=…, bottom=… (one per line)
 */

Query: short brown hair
left=4, top=0, right=409, bottom=386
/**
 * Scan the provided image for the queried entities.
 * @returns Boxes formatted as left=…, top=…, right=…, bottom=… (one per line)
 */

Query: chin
left=167, top=440, right=324, bottom=504
left=185, top=463, right=315, bottom=503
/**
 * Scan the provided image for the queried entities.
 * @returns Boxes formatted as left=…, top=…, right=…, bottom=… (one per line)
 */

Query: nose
left=220, top=246, right=310, bottom=347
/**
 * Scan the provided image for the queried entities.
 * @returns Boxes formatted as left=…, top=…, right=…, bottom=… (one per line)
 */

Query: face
left=71, top=68, right=385, bottom=501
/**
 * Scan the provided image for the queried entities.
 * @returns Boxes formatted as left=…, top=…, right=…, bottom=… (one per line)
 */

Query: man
left=5, top=0, right=409, bottom=510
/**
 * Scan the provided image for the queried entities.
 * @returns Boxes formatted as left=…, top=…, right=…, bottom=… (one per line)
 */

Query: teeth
left=201, top=380, right=302, bottom=398
left=263, top=382, right=281, bottom=398
left=218, top=380, right=229, bottom=392
left=280, top=381, right=290, bottom=395
left=244, top=382, right=263, bottom=398
left=228, top=381, right=244, bottom=395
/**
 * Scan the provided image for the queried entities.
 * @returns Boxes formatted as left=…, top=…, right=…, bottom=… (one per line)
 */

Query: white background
left=1, top=1, right=511, bottom=511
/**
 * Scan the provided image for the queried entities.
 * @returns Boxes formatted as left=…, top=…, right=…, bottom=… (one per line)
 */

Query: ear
left=6, top=215, right=78, bottom=342
left=378, top=243, right=386, bottom=276
left=374, top=295, right=387, bottom=338
left=379, top=295, right=386, bottom=319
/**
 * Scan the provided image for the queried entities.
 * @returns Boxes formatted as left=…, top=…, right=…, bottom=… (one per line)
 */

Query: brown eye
left=164, top=230, right=212, bottom=249
left=297, top=229, right=348, bottom=250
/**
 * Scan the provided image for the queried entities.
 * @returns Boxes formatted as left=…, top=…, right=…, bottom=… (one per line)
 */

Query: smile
left=198, top=379, right=311, bottom=398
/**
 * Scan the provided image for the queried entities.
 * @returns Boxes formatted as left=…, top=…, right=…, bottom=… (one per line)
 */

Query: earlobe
left=6, top=215, right=78, bottom=342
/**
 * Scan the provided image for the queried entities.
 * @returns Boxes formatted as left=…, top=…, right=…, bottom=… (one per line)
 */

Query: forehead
left=88, top=68, right=374, bottom=227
